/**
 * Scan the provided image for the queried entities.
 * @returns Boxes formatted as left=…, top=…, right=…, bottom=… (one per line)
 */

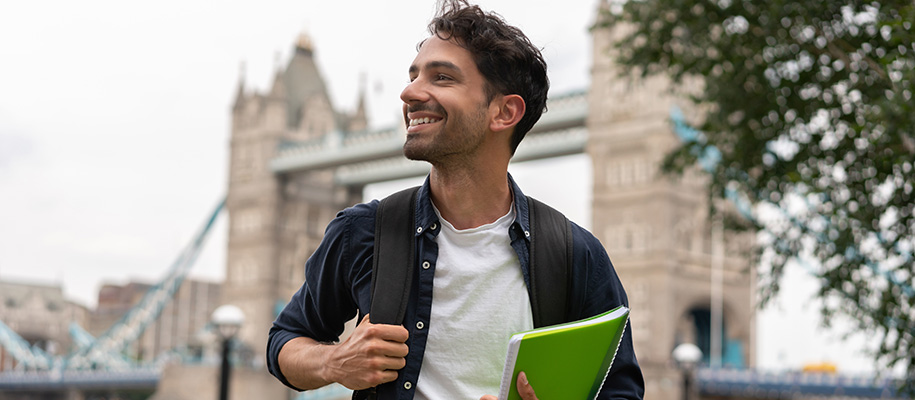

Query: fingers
left=328, top=314, right=411, bottom=390
left=479, top=396, right=497, bottom=400
left=362, top=314, right=410, bottom=344
left=358, top=317, right=409, bottom=361
left=371, top=368, right=400, bottom=386
left=357, top=314, right=410, bottom=362
left=353, top=316, right=409, bottom=364
left=516, top=371, right=539, bottom=400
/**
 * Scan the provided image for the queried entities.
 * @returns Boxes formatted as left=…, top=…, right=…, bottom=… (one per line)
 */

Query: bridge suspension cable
left=63, top=198, right=226, bottom=370
left=0, top=319, right=54, bottom=370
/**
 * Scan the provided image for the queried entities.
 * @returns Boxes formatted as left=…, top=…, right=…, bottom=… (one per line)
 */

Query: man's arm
left=278, top=314, right=410, bottom=391
left=571, top=224, right=646, bottom=399
left=267, top=204, right=396, bottom=390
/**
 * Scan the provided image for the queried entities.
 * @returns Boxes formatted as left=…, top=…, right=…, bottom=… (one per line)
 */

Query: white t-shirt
left=414, top=205, right=534, bottom=399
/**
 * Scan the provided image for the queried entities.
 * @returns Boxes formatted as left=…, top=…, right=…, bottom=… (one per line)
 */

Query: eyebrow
left=409, top=60, right=463, bottom=75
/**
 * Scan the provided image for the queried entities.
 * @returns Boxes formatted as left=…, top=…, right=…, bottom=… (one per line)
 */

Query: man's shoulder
left=568, top=221, right=601, bottom=245
left=321, top=200, right=379, bottom=239
left=568, top=220, right=612, bottom=260
left=523, top=196, right=606, bottom=254
left=338, top=199, right=380, bottom=220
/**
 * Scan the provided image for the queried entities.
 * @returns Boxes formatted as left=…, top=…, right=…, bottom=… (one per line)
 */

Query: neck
left=429, top=160, right=512, bottom=230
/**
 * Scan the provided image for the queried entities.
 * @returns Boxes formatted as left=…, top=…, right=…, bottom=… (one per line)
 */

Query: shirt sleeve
left=265, top=205, right=375, bottom=391
left=571, top=224, right=646, bottom=400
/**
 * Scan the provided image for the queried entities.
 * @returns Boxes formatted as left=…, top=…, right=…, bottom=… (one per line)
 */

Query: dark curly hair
left=426, top=0, right=549, bottom=155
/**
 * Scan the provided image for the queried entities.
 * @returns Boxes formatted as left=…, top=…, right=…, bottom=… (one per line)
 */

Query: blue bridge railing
left=697, top=368, right=906, bottom=399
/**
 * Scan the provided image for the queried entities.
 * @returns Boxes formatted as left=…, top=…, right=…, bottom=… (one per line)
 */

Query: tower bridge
left=268, top=90, right=588, bottom=186
left=0, top=2, right=906, bottom=399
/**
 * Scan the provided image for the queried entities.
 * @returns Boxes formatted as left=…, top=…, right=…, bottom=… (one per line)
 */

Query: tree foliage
left=603, top=0, right=914, bottom=389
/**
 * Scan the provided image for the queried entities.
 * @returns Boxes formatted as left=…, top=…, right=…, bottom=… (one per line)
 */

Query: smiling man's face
left=400, top=35, right=495, bottom=163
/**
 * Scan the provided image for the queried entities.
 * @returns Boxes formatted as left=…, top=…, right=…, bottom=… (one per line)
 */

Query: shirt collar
left=412, top=173, right=531, bottom=242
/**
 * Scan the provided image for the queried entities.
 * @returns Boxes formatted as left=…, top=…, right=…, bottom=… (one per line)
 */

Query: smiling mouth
left=409, top=117, right=442, bottom=127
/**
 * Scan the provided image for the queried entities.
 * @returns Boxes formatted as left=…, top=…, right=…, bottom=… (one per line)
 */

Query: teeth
left=409, top=117, right=440, bottom=126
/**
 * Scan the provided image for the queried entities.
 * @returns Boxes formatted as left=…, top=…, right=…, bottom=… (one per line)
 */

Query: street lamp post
left=212, top=304, right=245, bottom=400
left=672, top=342, right=703, bottom=400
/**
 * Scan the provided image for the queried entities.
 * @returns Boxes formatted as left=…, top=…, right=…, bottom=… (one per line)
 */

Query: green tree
left=601, top=0, right=914, bottom=390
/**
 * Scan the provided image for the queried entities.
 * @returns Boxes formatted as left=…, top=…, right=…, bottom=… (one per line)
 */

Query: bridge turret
left=282, top=32, right=336, bottom=140
left=232, top=61, right=246, bottom=113
left=268, top=67, right=286, bottom=100
left=345, top=73, right=368, bottom=133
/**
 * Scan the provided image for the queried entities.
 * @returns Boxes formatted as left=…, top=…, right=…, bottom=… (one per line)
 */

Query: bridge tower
left=225, top=33, right=363, bottom=363
left=587, top=2, right=756, bottom=399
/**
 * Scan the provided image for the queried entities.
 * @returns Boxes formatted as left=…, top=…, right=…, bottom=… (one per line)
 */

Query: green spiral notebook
left=496, top=305, right=630, bottom=400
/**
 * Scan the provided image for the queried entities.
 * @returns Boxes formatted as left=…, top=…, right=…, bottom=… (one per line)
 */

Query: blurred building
left=0, top=277, right=221, bottom=370
left=588, top=3, right=757, bottom=398
left=88, top=279, right=222, bottom=362
left=0, top=279, right=87, bottom=371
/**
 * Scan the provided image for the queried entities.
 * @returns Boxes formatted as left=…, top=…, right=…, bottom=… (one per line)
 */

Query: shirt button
left=416, top=226, right=423, bottom=234
left=416, top=321, right=425, bottom=330
left=422, top=261, right=431, bottom=269
left=404, top=381, right=413, bottom=390
left=524, top=231, right=531, bottom=238
left=430, top=222, right=438, bottom=230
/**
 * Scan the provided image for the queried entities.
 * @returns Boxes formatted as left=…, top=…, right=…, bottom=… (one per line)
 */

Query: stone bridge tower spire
left=586, top=2, right=756, bottom=399
left=224, top=34, right=362, bottom=376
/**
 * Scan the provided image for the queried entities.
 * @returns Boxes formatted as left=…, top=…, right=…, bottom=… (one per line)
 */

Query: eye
left=435, top=74, right=453, bottom=81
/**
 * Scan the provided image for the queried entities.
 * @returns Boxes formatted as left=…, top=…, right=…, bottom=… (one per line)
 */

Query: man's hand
left=276, top=314, right=409, bottom=391
left=479, top=371, right=539, bottom=400
left=324, top=314, right=410, bottom=390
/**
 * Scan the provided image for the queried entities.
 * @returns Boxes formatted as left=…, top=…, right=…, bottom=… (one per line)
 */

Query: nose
left=400, top=78, right=429, bottom=105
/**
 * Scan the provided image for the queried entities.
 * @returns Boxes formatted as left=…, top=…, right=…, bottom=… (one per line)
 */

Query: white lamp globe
left=212, top=304, right=245, bottom=339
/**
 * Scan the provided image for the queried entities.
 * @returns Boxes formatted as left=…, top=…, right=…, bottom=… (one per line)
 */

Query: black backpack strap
left=369, top=186, right=419, bottom=325
left=354, top=187, right=419, bottom=400
left=527, top=197, right=573, bottom=328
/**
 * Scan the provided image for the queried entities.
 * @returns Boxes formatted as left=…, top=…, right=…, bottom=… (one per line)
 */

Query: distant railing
left=696, top=367, right=905, bottom=399
left=0, top=368, right=159, bottom=391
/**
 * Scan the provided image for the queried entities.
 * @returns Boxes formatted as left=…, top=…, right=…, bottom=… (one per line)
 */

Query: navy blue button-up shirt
left=267, top=175, right=645, bottom=399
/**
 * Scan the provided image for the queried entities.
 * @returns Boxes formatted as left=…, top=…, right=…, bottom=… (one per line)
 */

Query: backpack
left=355, top=186, right=573, bottom=399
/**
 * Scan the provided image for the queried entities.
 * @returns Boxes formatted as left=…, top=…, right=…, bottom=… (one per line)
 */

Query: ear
left=489, top=94, right=525, bottom=133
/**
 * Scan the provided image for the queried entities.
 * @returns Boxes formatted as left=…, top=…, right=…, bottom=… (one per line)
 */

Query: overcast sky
left=0, top=0, right=898, bottom=377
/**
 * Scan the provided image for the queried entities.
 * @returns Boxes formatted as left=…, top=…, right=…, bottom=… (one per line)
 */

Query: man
left=267, top=1, right=645, bottom=399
